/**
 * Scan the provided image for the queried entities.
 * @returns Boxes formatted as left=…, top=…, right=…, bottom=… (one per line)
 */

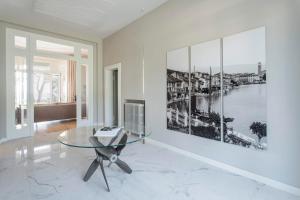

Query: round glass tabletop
left=57, top=126, right=150, bottom=148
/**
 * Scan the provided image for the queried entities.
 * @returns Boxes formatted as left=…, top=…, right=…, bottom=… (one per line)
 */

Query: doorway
left=32, top=56, right=76, bottom=134
left=6, top=28, right=94, bottom=139
left=104, top=63, right=121, bottom=127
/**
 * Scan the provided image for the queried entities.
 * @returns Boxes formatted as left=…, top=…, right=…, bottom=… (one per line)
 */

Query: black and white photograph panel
left=190, top=39, right=222, bottom=141
left=223, top=27, right=267, bottom=150
left=166, top=47, right=190, bottom=134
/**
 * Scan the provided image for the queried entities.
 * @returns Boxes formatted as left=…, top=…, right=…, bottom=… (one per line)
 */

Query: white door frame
left=6, top=28, right=94, bottom=140
left=6, top=29, right=34, bottom=139
left=104, top=63, right=122, bottom=127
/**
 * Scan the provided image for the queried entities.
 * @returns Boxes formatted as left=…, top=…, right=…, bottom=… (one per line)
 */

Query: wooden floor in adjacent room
left=34, top=119, right=76, bottom=134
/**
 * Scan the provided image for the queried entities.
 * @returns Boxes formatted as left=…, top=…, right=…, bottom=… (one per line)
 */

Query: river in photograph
left=195, top=84, right=267, bottom=142
left=168, top=84, right=267, bottom=142
left=224, top=84, right=267, bottom=142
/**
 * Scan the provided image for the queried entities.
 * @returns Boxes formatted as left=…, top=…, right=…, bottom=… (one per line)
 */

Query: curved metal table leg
left=83, top=135, right=131, bottom=192
left=99, top=158, right=110, bottom=192
left=115, top=158, right=132, bottom=174
left=83, top=159, right=99, bottom=182
left=83, top=155, right=111, bottom=192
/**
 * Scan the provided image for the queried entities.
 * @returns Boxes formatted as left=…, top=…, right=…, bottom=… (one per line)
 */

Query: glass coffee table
left=58, top=126, right=149, bottom=192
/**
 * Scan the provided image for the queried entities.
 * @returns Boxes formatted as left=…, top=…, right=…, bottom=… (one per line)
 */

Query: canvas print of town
left=167, top=47, right=190, bottom=134
left=190, top=39, right=222, bottom=141
left=166, top=27, right=267, bottom=150
left=223, top=27, right=267, bottom=150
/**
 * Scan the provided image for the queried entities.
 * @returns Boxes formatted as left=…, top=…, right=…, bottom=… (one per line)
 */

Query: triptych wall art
left=166, top=27, right=267, bottom=150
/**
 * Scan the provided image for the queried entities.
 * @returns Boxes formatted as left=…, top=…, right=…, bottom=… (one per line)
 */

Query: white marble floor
left=0, top=132, right=299, bottom=200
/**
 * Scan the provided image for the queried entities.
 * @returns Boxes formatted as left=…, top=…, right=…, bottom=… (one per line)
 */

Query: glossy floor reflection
left=0, top=132, right=299, bottom=200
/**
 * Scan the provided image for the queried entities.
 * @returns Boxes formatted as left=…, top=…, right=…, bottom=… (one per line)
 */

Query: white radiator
left=124, top=102, right=145, bottom=137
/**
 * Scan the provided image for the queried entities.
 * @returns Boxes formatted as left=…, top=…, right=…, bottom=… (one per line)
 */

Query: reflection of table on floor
left=57, top=126, right=149, bottom=192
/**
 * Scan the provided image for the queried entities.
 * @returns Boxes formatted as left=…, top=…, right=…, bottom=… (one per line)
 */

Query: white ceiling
left=0, top=0, right=168, bottom=39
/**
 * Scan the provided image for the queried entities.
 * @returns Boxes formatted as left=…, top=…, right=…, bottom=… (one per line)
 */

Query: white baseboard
left=147, top=138, right=300, bottom=197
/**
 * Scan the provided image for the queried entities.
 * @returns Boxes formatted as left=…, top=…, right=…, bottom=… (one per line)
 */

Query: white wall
left=97, top=41, right=104, bottom=125
left=104, top=69, right=114, bottom=126
left=103, top=0, right=300, bottom=188
left=0, top=22, right=6, bottom=140
left=0, top=20, right=104, bottom=139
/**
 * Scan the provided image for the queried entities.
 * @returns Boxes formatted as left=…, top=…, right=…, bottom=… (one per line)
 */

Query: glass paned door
left=76, top=45, right=93, bottom=127
left=7, top=28, right=94, bottom=139
left=81, top=64, right=88, bottom=120
left=6, top=29, right=33, bottom=139
left=15, top=56, right=28, bottom=129
left=75, top=62, right=91, bottom=127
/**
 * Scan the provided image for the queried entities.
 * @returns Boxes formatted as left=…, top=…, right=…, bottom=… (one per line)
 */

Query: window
left=15, top=56, right=28, bottom=128
left=80, top=48, right=88, bottom=59
left=14, top=36, right=26, bottom=49
left=36, top=40, right=74, bottom=56
left=33, top=72, right=61, bottom=104
left=81, top=64, right=88, bottom=119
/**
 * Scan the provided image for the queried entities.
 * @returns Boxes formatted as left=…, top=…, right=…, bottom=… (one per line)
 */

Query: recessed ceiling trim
left=0, top=0, right=168, bottom=38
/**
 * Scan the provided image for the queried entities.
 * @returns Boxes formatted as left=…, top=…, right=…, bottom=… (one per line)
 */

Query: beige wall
left=103, top=0, right=300, bottom=188
left=0, top=21, right=103, bottom=139
left=0, top=22, right=6, bottom=140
